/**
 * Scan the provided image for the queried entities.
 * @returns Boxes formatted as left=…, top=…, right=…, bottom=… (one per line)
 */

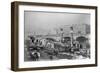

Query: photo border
left=11, top=1, right=98, bottom=71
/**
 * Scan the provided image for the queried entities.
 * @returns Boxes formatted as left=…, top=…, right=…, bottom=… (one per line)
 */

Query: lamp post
left=60, top=28, right=64, bottom=43
left=70, top=26, right=74, bottom=48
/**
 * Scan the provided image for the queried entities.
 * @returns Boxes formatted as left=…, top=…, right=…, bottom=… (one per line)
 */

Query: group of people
left=25, top=36, right=90, bottom=61
left=26, top=36, right=58, bottom=61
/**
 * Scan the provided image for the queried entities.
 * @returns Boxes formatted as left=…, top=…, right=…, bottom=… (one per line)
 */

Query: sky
left=24, top=11, right=90, bottom=37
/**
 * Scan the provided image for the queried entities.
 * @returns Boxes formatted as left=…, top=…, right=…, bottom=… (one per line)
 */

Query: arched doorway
left=76, top=36, right=88, bottom=49
left=63, top=37, right=71, bottom=43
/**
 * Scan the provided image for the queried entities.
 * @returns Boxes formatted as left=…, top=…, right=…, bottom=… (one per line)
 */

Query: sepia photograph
left=24, top=11, right=91, bottom=62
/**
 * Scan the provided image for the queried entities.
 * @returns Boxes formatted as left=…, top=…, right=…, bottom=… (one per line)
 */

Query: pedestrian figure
left=30, top=50, right=40, bottom=61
